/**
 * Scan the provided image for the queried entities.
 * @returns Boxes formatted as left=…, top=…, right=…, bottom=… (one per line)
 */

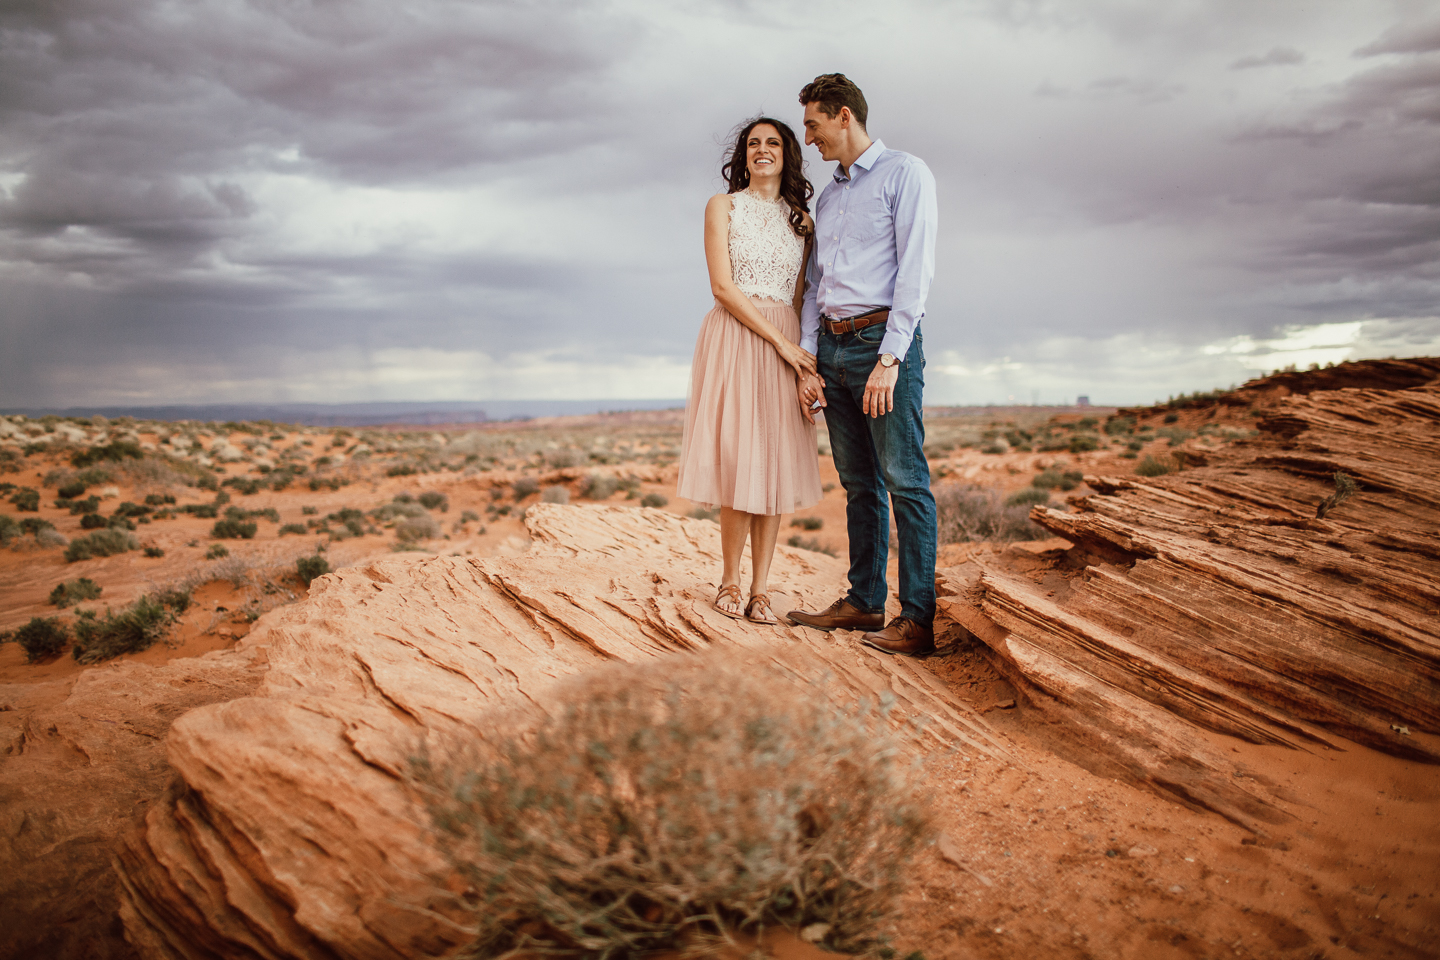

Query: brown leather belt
left=822, top=308, right=890, bottom=335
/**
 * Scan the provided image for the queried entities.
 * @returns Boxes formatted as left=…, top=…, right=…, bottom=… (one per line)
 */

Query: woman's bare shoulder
left=706, top=192, right=735, bottom=211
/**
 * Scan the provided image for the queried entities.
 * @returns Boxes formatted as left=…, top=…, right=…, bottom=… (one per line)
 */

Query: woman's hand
left=778, top=342, right=818, bottom=379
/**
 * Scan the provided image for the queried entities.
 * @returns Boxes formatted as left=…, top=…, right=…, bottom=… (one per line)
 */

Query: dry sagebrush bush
left=413, top=658, right=930, bottom=958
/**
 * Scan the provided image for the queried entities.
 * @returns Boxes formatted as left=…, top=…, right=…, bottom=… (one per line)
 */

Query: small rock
left=799, top=923, right=830, bottom=944
left=1169, top=884, right=1185, bottom=893
left=1128, top=844, right=1158, bottom=858
left=995, top=699, right=1016, bottom=709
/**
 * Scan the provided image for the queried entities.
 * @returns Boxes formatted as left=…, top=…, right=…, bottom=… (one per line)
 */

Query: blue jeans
left=818, top=326, right=937, bottom=628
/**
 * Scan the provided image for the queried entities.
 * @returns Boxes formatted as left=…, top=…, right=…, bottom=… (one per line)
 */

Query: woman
left=676, top=116, right=826, bottom=625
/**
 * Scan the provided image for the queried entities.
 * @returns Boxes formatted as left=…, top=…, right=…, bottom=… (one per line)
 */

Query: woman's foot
left=745, top=592, right=780, bottom=626
left=713, top=583, right=745, bottom=620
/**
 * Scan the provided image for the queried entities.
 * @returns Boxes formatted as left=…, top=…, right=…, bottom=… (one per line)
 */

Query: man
left=787, top=73, right=939, bottom=657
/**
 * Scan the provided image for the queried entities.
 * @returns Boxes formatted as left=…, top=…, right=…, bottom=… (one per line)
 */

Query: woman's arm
left=790, top=215, right=825, bottom=424
left=705, top=195, right=817, bottom=379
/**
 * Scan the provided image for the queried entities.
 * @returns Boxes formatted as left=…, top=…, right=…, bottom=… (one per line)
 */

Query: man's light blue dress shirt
left=800, top=139, right=938, bottom=362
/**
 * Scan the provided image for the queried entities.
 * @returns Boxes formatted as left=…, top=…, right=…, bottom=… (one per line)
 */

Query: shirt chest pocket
left=849, top=195, right=892, bottom=243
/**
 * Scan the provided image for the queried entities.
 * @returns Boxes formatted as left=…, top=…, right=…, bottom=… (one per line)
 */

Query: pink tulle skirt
left=676, top=298, right=822, bottom=516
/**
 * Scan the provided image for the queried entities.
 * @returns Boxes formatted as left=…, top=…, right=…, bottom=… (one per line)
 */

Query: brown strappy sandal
left=745, top=592, right=780, bottom=626
left=713, top=584, right=745, bottom=620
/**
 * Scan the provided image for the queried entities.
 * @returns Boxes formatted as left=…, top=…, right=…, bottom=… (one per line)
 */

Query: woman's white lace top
left=728, top=190, right=804, bottom=303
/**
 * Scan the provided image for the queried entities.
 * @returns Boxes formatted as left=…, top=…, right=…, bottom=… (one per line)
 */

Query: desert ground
left=1, top=362, right=1437, bottom=960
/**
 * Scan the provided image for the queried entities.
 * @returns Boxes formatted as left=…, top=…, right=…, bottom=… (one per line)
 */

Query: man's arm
left=863, top=157, right=937, bottom=418
left=799, top=226, right=822, bottom=356
left=878, top=158, right=937, bottom=362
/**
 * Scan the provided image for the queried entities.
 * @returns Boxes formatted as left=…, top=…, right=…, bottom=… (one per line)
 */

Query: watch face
left=881, top=353, right=896, bottom=367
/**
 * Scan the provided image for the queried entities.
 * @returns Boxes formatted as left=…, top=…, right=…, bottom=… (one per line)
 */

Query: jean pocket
left=856, top=324, right=886, bottom=346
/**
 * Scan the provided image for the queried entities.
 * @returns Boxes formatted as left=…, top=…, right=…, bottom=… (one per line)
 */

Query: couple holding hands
left=676, top=73, right=939, bottom=657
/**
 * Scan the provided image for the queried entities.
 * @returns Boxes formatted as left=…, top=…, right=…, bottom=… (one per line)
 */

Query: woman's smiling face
left=746, top=123, right=784, bottom=180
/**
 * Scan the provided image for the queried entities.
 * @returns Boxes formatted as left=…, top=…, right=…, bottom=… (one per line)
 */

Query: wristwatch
left=879, top=353, right=897, bottom=368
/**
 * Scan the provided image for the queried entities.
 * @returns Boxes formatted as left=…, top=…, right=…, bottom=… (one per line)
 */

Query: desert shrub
left=0, top=515, right=17, bottom=545
left=9, top=487, right=39, bottom=511
left=1316, top=471, right=1357, bottom=519
left=580, top=473, right=620, bottom=500
left=395, top=515, right=441, bottom=542
left=80, top=512, right=108, bottom=529
left=413, top=658, right=929, bottom=957
left=211, top=517, right=258, bottom=539
left=1005, top=486, right=1051, bottom=508
left=544, top=448, right=580, bottom=469
left=113, top=501, right=152, bottom=519
left=71, top=441, right=143, bottom=467
left=1032, top=469, right=1083, bottom=491
left=65, top=528, right=139, bottom=562
left=0, top=448, right=19, bottom=473
left=15, top=617, right=71, bottom=662
left=309, top=475, right=348, bottom=491
left=641, top=492, right=669, bottom=508
left=144, top=492, right=177, bottom=506
left=143, top=545, right=165, bottom=558
left=791, top=516, right=824, bottom=530
left=1157, top=426, right=1193, bottom=447
left=1104, top=416, right=1135, bottom=436
left=1135, top=454, right=1175, bottom=477
left=688, top=505, right=720, bottom=522
left=541, top=485, right=570, bottom=505
left=459, top=510, right=480, bottom=524
left=222, top=476, right=263, bottom=495
left=153, top=587, right=192, bottom=613
left=301, top=505, right=317, bottom=515
left=386, top=462, right=419, bottom=478
left=20, top=518, right=55, bottom=537
left=297, top=553, right=331, bottom=587
left=205, top=543, right=229, bottom=559
left=278, top=523, right=307, bottom=535
left=108, top=516, right=137, bottom=531
left=1163, top=412, right=1180, bottom=424
left=71, top=594, right=180, bottom=663
left=935, top=484, right=1043, bottom=543
left=512, top=477, right=540, bottom=501
left=63, top=494, right=101, bottom=516
left=979, top=441, right=1007, bottom=455
left=1068, top=433, right=1101, bottom=453
left=75, top=466, right=115, bottom=486
left=57, top=480, right=87, bottom=499
left=787, top=535, right=837, bottom=556
left=50, top=578, right=103, bottom=607
left=418, top=491, right=449, bottom=511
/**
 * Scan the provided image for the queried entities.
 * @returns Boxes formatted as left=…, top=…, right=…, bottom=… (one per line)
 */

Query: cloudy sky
left=2, top=0, right=1438, bottom=408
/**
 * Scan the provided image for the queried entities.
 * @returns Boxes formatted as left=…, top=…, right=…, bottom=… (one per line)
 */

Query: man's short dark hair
left=798, top=73, right=868, bottom=128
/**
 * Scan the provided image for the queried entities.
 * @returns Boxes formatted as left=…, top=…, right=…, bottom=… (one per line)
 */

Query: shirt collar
left=833, top=139, right=886, bottom=183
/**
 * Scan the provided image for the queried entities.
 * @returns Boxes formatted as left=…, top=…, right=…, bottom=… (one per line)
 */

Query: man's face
left=802, top=102, right=847, bottom=162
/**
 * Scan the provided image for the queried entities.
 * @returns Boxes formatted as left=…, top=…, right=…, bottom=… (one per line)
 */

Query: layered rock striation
left=942, top=368, right=1440, bottom=828
left=114, top=505, right=1003, bottom=960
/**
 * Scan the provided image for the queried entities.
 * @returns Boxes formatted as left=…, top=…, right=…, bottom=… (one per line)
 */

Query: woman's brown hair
left=720, top=116, right=813, bottom=239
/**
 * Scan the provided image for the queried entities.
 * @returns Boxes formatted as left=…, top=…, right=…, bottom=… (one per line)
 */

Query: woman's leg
left=747, top=513, right=783, bottom=597
left=717, top=506, right=751, bottom=616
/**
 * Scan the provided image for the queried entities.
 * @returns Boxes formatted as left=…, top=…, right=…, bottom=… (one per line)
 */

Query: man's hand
left=863, top=360, right=899, bottom=418
left=799, top=373, right=826, bottom=424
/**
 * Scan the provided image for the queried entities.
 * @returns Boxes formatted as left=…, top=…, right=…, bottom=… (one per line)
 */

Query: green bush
left=541, top=485, right=570, bottom=505
left=297, top=554, right=331, bottom=587
left=641, top=493, right=668, bottom=508
left=15, top=617, right=71, bottom=662
left=71, top=441, right=144, bottom=467
left=278, top=523, right=307, bottom=535
left=0, top=514, right=18, bottom=545
left=9, top=487, right=39, bottom=511
left=49, top=577, right=103, bottom=607
left=211, top=518, right=258, bottom=539
left=413, top=659, right=929, bottom=957
left=80, top=513, right=108, bottom=529
left=1032, top=469, right=1083, bottom=491
left=512, top=477, right=540, bottom=501
left=1135, top=455, right=1175, bottom=477
left=301, top=505, right=318, bottom=515
left=1104, top=416, right=1135, bottom=436
left=688, top=506, right=720, bottom=522
left=1068, top=433, right=1101, bottom=453
left=1005, top=486, right=1051, bottom=508
left=143, top=545, right=165, bottom=558
left=64, top=494, right=101, bottom=515
left=458, top=510, right=480, bottom=524
left=206, top=543, right=229, bottom=559
left=71, top=594, right=179, bottom=664
left=65, top=528, right=139, bottom=562
left=1157, top=426, right=1193, bottom=447
left=395, top=515, right=440, bottom=542
left=144, top=493, right=177, bottom=506
left=57, top=480, right=87, bottom=499
left=580, top=473, right=620, bottom=500
left=418, top=491, right=449, bottom=511
left=790, top=516, right=824, bottom=530
left=1163, top=412, right=1180, bottom=424
left=113, top=501, right=152, bottom=519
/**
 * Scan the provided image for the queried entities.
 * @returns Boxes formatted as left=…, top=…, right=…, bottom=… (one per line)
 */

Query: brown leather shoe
left=861, top=617, right=935, bottom=657
left=786, top=596, right=885, bottom=631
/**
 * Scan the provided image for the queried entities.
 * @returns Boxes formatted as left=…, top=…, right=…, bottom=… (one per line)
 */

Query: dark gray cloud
left=1, top=0, right=1437, bottom=408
